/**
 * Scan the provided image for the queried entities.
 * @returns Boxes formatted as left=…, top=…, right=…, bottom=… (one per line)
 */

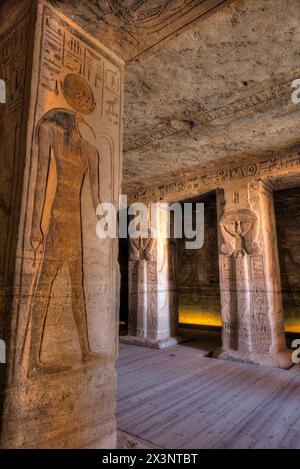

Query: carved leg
left=69, top=259, right=106, bottom=364
left=29, top=260, right=71, bottom=375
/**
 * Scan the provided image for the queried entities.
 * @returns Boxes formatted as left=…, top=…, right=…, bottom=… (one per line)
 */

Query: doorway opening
left=118, top=236, right=129, bottom=336
left=274, top=186, right=300, bottom=347
left=176, top=191, right=221, bottom=347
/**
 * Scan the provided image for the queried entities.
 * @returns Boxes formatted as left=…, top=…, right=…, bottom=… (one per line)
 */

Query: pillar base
left=213, top=347, right=293, bottom=369
left=120, top=335, right=186, bottom=350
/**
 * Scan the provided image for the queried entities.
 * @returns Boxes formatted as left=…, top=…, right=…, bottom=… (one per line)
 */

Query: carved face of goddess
left=222, top=211, right=257, bottom=239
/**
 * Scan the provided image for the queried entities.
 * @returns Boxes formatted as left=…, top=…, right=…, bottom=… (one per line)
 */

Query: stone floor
left=117, top=338, right=300, bottom=449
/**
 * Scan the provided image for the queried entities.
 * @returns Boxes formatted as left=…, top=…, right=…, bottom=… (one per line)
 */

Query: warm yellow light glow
left=179, top=309, right=221, bottom=327
left=179, top=309, right=300, bottom=333
left=284, top=324, right=300, bottom=333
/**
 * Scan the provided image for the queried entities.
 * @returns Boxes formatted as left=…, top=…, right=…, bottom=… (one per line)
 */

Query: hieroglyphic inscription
left=15, top=6, right=123, bottom=374
left=104, top=68, right=121, bottom=126
left=0, top=18, right=29, bottom=113
left=128, top=261, right=138, bottom=335
left=42, top=15, right=64, bottom=95
left=220, top=256, right=235, bottom=348
left=220, top=256, right=233, bottom=290
left=40, top=10, right=121, bottom=121
left=127, top=150, right=300, bottom=204
left=125, top=77, right=294, bottom=152
left=249, top=255, right=270, bottom=350
left=0, top=15, right=30, bottom=284
left=147, top=261, right=157, bottom=340
left=128, top=230, right=158, bottom=340
left=77, top=0, right=229, bottom=60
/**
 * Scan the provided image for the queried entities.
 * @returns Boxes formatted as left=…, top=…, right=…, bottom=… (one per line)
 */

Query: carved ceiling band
left=126, top=148, right=300, bottom=204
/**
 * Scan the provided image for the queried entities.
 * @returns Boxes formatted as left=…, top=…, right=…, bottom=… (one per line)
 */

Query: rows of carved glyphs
left=127, top=150, right=300, bottom=204
left=0, top=2, right=123, bottom=449
left=11, top=5, right=123, bottom=378
left=217, top=180, right=287, bottom=365
left=0, top=14, right=31, bottom=371
left=128, top=234, right=157, bottom=339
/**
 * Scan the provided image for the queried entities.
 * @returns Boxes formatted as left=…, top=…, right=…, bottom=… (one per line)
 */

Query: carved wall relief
left=40, top=9, right=121, bottom=128
left=27, top=108, right=106, bottom=372
left=128, top=260, right=138, bottom=336
left=0, top=15, right=30, bottom=286
left=219, top=209, right=260, bottom=257
left=126, top=149, right=300, bottom=205
left=60, top=0, right=229, bottom=60
left=104, top=1, right=200, bottom=29
left=219, top=201, right=269, bottom=353
left=0, top=2, right=123, bottom=449
left=129, top=232, right=156, bottom=262
left=125, top=205, right=179, bottom=347
left=128, top=233, right=157, bottom=339
left=219, top=208, right=261, bottom=351
left=216, top=182, right=289, bottom=367
left=7, top=5, right=123, bottom=378
left=219, top=257, right=236, bottom=349
left=0, top=13, right=32, bottom=393
left=62, top=74, right=95, bottom=114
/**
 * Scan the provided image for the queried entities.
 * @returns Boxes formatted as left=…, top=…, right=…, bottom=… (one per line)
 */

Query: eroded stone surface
left=45, top=0, right=230, bottom=61
left=0, top=0, right=123, bottom=448
left=123, top=0, right=300, bottom=185
left=1, top=0, right=300, bottom=450
left=122, top=205, right=179, bottom=348
left=214, top=181, right=291, bottom=368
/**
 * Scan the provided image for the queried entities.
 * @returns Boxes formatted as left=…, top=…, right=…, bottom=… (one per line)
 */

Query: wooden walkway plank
left=117, top=341, right=300, bottom=449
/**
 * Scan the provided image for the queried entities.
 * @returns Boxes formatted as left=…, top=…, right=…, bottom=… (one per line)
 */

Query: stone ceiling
left=123, top=0, right=300, bottom=188
left=49, top=0, right=230, bottom=61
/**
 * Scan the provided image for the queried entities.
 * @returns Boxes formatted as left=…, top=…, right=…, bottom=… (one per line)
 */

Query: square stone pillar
left=213, top=181, right=292, bottom=368
left=0, top=0, right=123, bottom=448
left=121, top=204, right=179, bottom=349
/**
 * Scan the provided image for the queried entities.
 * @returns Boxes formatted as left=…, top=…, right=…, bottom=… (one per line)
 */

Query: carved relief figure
left=129, top=231, right=156, bottom=262
left=62, top=74, right=95, bottom=114
left=220, top=209, right=260, bottom=257
left=29, top=108, right=103, bottom=373
left=169, top=239, right=177, bottom=285
left=104, top=0, right=190, bottom=27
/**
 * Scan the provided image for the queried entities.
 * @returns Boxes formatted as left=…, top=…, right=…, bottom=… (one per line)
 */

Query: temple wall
left=164, top=186, right=300, bottom=334
left=121, top=204, right=179, bottom=349
left=125, top=149, right=300, bottom=367
left=0, top=0, right=123, bottom=448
